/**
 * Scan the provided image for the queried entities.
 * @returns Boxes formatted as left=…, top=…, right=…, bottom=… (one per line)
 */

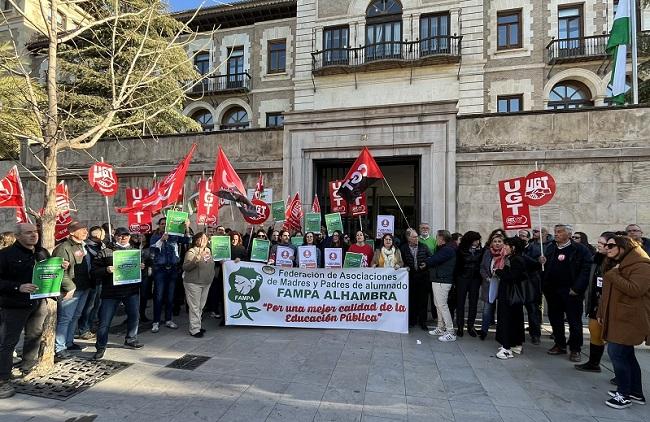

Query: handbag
left=506, top=281, right=525, bottom=306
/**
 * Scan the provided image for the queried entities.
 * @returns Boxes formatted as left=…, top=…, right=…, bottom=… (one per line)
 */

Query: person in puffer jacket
left=183, top=233, right=215, bottom=338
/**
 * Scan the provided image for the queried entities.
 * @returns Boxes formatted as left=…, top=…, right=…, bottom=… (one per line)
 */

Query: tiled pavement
left=1, top=312, right=648, bottom=422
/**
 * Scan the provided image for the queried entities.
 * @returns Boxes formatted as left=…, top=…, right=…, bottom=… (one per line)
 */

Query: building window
left=194, top=52, right=210, bottom=75
left=547, top=81, right=593, bottom=110
left=366, top=0, right=403, bottom=61
left=268, top=40, right=286, bottom=74
left=221, top=107, right=249, bottom=130
left=227, top=46, right=245, bottom=88
left=497, top=10, right=522, bottom=50
left=323, top=26, right=349, bottom=65
left=1, top=0, right=12, bottom=11
left=420, top=13, right=450, bottom=55
left=266, top=112, right=284, bottom=128
left=497, top=95, right=523, bottom=113
left=192, top=109, right=214, bottom=131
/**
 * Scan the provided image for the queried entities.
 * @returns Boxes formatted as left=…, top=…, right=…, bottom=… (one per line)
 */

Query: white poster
left=222, top=261, right=409, bottom=334
left=276, top=246, right=295, bottom=267
left=324, top=248, right=343, bottom=268
left=376, top=215, right=395, bottom=239
left=247, top=188, right=273, bottom=203
left=298, top=245, right=317, bottom=268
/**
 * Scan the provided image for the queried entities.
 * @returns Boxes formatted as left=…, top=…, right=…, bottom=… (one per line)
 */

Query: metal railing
left=546, top=34, right=608, bottom=64
left=188, top=72, right=251, bottom=94
left=312, top=35, right=461, bottom=72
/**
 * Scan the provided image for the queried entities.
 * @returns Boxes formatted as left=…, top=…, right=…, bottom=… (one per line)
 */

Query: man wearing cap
left=91, top=227, right=144, bottom=360
left=0, top=224, right=55, bottom=398
left=53, top=221, right=93, bottom=361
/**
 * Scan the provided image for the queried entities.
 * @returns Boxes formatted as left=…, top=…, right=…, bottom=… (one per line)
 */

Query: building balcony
left=311, top=36, right=462, bottom=76
left=188, top=72, right=251, bottom=95
left=546, top=34, right=609, bottom=65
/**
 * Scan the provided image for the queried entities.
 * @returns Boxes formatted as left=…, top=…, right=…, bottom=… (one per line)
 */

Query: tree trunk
left=25, top=299, right=57, bottom=378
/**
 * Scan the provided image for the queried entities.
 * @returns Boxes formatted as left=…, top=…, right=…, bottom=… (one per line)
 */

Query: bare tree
left=0, top=0, right=220, bottom=374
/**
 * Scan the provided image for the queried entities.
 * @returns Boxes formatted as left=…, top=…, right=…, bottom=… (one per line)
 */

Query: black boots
left=574, top=343, right=604, bottom=372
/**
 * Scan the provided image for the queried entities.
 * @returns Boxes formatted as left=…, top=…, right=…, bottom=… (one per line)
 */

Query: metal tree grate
left=166, top=354, right=211, bottom=370
left=13, top=357, right=131, bottom=401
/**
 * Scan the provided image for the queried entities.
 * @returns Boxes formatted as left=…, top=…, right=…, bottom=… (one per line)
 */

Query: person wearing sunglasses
left=598, top=235, right=650, bottom=409
left=575, top=232, right=615, bottom=373
left=572, top=232, right=595, bottom=254
left=539, top=224, right=592, bottom=363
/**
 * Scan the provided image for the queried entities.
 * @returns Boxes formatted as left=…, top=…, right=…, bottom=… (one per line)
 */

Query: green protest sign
left=211, top=236, right=231, bottom=261
left=271, top=201, right=285, bottom=221
left=165, top=209, right=188, bottom=236
left=291, top=236, right=304, bottom=247
left=325, top=213, right=343, bottom=236
left=304, top=212, right=321, bottom=233
left=112, top=250, right=141, bottom=285
left=30, top=257, right=64, bottom=299
left=250, top=238, right=270, bottom=262
left=343, top=252, right=364, bottom=268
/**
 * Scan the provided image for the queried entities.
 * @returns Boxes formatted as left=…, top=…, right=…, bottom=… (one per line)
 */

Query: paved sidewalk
left=1, top=312, right=648, bottom=422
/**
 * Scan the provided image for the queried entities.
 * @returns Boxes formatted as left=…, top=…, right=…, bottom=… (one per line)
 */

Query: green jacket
left=52, top=237, right=92, bottom=292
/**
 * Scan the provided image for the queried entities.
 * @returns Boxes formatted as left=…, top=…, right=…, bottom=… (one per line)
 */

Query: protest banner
left=328, top=180, right=347, bottom=214
left=196, top=178, right=218, bottom=226
left=349, top=193, right=368, bottom=217
left=250, top=238, right=270, bottom=262
left=304, top=212, right=321, bottom=233
left=222, top=261, right=408, bottom=333
left=324, top=248, right=343, bottom=268
left=498, top=177, right=531, bottom=230
left=524, top=171, right=556, bottom=206
left=244, top=198, right=271, bottom=225
left=30, top=257, right=64, bottom=299
left=298, top=245, right=318, bottom=268
left=165, top=209, right=189, bottom=236
left=375, top=215, right=395, bottom=239
left=276, top=246, right=295, bottom=267
left=126, top=188, right=152, bottom=234
left=211, top=236, right=232, bottom=261
left=271, top=201, right=285, bottom=221
left=325, top=213, right=343, bottom=236
left=88, top=162, right=119, bottom=197
left=344, top=252, right=364, bottom=268
left=112, top=250, right=141, bottom=285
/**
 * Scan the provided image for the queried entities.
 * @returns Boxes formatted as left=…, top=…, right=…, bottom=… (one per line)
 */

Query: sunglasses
left=571, top=236, right=581, bottom=240
left=605, top=243, right=618, bottom=249
left=257, top=234, right=267, bottom=238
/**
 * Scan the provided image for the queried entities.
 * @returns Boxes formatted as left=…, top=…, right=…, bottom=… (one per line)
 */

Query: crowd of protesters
left=0, top=219, right=648, bottom=409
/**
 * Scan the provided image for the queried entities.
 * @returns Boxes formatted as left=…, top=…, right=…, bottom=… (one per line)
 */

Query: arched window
left=547, top=80, right=593, bottom=110
left=191, top=109, right=214, bottom=131
left=605, top=78, right=631, bottom=105
left=366, top=1, right=403, bottom=61
left=221, top=107, right=249, bottom=130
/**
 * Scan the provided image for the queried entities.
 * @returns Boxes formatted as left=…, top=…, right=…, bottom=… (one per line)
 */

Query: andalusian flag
left=606, top=1, right=630, bottom=105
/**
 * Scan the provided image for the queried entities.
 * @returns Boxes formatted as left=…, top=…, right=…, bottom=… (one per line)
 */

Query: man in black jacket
left=625, top=224, right=650, bottom=256
left=0, top=224, right=51, bottom=398
left=91, top=227, right=144, bottom=360
left=540, top=224, right=592, bottom=362
left=400, top=228, right=431, bottom=330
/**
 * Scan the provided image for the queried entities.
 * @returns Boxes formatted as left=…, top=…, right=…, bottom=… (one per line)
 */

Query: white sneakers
left=151, top=322, right=159, bottom=333
left=438, top=332, right=457, bottom=342
left=428, top=327, right=445, bottom=336
left=165, top=320, right=178, bottom=329
left=511, top=345, right=523, bottom=355
left=152, top=321, right=178, bottom=333
left=496, top=347, right=514, bottom=359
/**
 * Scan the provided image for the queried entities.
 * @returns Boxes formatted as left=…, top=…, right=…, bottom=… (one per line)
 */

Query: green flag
left=606, top=1, right=630, bottom=104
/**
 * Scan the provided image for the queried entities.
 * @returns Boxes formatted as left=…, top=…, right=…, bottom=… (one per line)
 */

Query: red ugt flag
left=212, top=146, right=256, bottom=217
left=498, top=177, right=531, bottom=230
left=311, top=194, right=321, bottom=213
left=338, top=147, right=384, bottom=202
left=55, top=182, right=73, bottom=242
left=0, top=166, right=26, bottom=208
left=284, top=193, right=303, bottom=232
left=196, top=178, right=219, bottom=226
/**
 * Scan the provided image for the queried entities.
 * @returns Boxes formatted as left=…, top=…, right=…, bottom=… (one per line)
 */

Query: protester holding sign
left=371, top=234, right=403, bottom=269
left=182, top=233, right=215, bottom=338
left=268, top=230, right=297, bottom=267
left=230, top=231, right=248, bottom=261
left=90, top=227, right=145, bottom=361
left=149, top=217, right=191, bottom=333
left=297, top=232, right=321, bottom=268
left=0, top=224, right=54, bottom=398
left=347, top=231, right=374, bottom=268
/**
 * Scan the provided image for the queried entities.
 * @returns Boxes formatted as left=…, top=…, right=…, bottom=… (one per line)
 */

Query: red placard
left=196, top=178, right=218, bottom=226
left=348, top=192, right=368, bottom=217
left=88, top=162, right=118, bottom=197
left=328, top=180, right=347, bottom=214
left=244, top=198, right=271, bottom=225
left=126, top=188, right=152, bottom=233
left=524, top=171, right=556, bottom=207
left=498, top=177, right=531, bottom=230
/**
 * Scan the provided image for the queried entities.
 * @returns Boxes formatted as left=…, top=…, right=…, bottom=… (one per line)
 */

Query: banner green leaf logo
left=228, top=267, right=263, bottom=320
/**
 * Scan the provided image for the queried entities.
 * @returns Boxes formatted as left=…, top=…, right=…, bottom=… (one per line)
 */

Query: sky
left=168, top=0, right=247, bottom=12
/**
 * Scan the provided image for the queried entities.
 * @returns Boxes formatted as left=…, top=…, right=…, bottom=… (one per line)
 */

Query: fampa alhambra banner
left=222, top=261, right=409, bottom=334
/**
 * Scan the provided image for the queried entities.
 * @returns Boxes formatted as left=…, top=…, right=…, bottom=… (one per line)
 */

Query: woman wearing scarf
left=478, top=232, right=506, bottom=340
left=371, top=234, right=404, bottom=269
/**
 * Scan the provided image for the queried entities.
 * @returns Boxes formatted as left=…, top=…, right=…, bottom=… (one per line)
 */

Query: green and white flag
left=606, top=1, right=630, bottom=105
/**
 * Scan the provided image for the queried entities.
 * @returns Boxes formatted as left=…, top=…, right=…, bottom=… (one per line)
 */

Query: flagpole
left=98, top=157, right=113, bottom=241
left=535, top=162, right=544, bottom=271
left=630, top=0, right=639, bottom=104
left=358, top=215, right=363, bottom=232
left=382, top=178, right=411, bottom=229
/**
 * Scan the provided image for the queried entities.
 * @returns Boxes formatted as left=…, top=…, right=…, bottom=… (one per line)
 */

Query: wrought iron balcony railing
left=546, top=34, right=609, bottom=64
left=188, top=72, right=251, bottom=95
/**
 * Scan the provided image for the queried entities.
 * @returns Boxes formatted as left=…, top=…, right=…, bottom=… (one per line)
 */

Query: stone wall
left=455, top=106, right=650, bottom=241
left=1, top=129, right=284, bottom=233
